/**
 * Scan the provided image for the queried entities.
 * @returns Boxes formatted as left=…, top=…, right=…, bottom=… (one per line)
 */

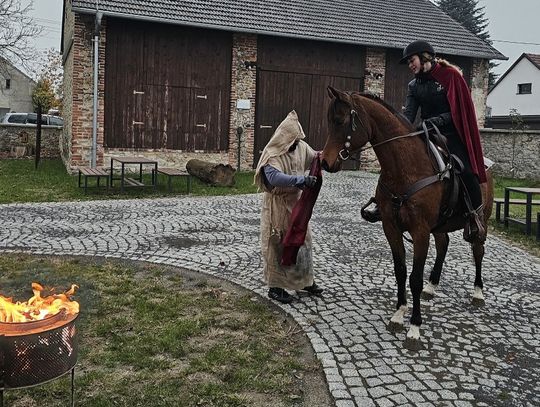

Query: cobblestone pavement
left=1, top=171, right=539, bottom=407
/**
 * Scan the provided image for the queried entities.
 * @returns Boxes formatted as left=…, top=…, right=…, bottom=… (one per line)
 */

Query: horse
left=321, top=86, right=493, bottom=349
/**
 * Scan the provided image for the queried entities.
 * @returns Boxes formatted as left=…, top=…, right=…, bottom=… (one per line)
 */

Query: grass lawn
left=0, top=159, right=258, bottom=204
left=489, top=176, right=540, bottom=257
left=0, top=254, right=330, bottom=407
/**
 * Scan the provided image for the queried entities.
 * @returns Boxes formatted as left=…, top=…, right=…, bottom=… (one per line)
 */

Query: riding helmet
left=399, top=40, right=435, bottom=64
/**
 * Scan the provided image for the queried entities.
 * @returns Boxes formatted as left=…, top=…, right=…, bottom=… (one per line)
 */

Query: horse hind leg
left=471, top=240, right=486, bottom=306
left=421, top=233, right=449, bottom=300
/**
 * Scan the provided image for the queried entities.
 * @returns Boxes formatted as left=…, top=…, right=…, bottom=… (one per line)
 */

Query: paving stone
left=1, top=171, right=539, bottom=407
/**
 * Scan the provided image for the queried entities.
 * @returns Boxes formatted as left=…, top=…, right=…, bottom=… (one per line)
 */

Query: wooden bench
left=78, top=167, right=110, bottom=193
left=153, top=168, right=192, bottom=193
left=494, top=197, right=540, bottom=223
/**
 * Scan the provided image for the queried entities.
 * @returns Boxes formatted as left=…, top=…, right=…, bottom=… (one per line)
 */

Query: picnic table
left=110, top=156, right=158, bottom=192
left=503, top=186, right=540, bottom=235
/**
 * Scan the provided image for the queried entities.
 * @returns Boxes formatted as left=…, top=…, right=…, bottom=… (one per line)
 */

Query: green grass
left=0, top=254, right=323, bottom=407
left=0, top=158, right=258, bottom=203
left=489, top=176, right=540, bottom=256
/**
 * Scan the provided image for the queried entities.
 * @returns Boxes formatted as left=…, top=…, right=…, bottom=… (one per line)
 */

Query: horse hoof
left=421, top=291, right=434, bottom=301
left=387, top=321, right=404, bottom=333
left=404, top=337, right=423, bottom=351
left=471, top=287, right=485, bottom=307
left=471, top=297, right=485, bottom=307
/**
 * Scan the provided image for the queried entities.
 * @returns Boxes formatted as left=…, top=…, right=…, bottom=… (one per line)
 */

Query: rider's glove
left=303, top=176, right=318, bottom=188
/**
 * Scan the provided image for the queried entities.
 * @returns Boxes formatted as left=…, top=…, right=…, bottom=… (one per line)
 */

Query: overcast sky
left=28, top=0, right=540, bottom=79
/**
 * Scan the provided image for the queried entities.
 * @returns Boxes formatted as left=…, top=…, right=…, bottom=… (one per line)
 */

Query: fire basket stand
left=0, top=311, right=79, bottom=407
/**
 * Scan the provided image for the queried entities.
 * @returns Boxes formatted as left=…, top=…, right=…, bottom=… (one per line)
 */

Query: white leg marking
left=422, top=282, right=438, bottom=296
left=472, top=286, right=485, bottom=300
left=390, top=305, right=408, bottom=325
left=407, top=324, right=421, bottom=340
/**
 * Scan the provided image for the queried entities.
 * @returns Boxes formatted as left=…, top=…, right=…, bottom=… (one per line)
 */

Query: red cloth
left=430, top=63, right=487, bottom=183
left=281, top=154, right=323, bottom=266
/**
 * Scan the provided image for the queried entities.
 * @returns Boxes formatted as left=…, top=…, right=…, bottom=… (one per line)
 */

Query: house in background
left=61, top=0, right=506, bottom=172
left=486, top=53, right=540, bottom=129
left=0, top=59, right=36, bottom=117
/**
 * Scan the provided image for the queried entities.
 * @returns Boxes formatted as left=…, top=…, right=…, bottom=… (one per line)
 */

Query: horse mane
left=352, top=92, right=414, bottom=131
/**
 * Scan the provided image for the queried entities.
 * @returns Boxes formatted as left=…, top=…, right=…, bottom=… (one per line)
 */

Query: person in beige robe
left=254, top=111, right=323, bottom=304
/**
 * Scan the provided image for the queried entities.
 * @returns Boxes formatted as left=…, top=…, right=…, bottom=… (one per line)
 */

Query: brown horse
left=321, top=86, right=493, bottom=349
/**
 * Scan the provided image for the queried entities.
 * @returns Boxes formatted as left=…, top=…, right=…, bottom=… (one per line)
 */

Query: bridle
left=337, top=108, right=424, bottom=161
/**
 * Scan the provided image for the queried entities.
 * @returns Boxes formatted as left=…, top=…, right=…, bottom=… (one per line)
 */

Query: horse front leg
left=471, top=240, right=485, bottom=306
left=405, top=232, right=430, bottom=350
left=421, top=232, right=449, bottom=300
left=383, top=225, right=407, bottom=332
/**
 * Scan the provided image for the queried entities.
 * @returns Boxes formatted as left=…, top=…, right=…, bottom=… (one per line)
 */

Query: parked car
left=0, top=112, right=63, bottom=126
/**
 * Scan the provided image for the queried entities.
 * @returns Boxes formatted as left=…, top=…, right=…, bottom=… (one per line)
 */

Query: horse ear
left=327, top=86, right=341, bottom=100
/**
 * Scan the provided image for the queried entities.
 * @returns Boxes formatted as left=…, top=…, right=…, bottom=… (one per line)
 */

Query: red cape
left=430, top=63, right=487, bottom=183
left=281, top=154, right=322, bottom=266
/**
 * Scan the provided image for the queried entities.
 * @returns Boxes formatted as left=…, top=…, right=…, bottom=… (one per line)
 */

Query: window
left=7, top=114, right=27, bottom=124
left=5, top=79, right=10, bottom=89
left=517, top=83, right=532, bottom=94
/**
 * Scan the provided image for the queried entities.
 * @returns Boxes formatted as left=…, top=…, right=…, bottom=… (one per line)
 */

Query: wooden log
left=186, top=159, right=236, bottom=187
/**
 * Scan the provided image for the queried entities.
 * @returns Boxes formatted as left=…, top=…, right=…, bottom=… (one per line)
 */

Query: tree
left=36, top=48, right=64, bottom=112
left=436, top=0, right=499, bottom=88
left=32, top=78, right=57, bottom=113
left=0, top=0, right=43, bottom=75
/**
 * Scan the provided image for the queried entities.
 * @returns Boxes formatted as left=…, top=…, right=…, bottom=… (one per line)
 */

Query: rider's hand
left=303, top=176, right=318, bottom=188
left=427, top=115, right=445, bottom=127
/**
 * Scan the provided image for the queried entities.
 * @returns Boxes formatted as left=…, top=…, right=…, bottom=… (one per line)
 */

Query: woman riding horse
left=364, top=40, right=486, bottom=243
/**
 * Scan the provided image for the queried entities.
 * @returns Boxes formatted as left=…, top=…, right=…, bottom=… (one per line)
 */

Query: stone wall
left=104, top=149, right=229, bottom=174
left=480, top=129, right=540, bottom=179
left=359, top=48, right=386, bottom=172
left=471, top=58, right=489, bottom=128
left=228, top=34, right=257, bottom=170
left=61, top=6, right=106, bottom=172
left=0, top=124, right=62, bottom=158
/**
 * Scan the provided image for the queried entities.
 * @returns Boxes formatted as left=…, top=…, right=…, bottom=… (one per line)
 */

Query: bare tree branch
left=0, top=0, right=43, bottom=76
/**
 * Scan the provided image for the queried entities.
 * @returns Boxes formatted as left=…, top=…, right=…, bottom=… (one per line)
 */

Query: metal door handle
left=133, top=121, right=144, bottom=125
left=196, top=123, right=207, bottom=128
left=196, top=95, right=207, bottom=99
left=133, top=90, right=145, bottom=95
left=260, top=125, right=272, bottom=129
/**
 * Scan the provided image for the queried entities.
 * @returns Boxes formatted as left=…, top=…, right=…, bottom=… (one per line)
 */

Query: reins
left=338, top=107, right=424, bottom=160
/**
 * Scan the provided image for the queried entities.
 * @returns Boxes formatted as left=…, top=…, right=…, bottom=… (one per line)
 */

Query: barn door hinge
left=196, top=123, right=207, bottom=128
left=133, top=121, right=144, bottom=125
left=260, top=125, right=272, bottom=129
left=133, top=90, right=145, bottom=95
left=196, top=94, right=207, bottom=99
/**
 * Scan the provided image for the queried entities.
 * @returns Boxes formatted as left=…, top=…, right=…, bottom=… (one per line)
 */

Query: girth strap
left=380, top=173, right=443, bottom=209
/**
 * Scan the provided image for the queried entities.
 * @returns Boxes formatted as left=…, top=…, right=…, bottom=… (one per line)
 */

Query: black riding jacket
left=403, top=65, right=456, bottom=138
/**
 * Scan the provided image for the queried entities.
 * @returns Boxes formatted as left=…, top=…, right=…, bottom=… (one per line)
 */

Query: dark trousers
left=447, top=133, right=482, bottom=210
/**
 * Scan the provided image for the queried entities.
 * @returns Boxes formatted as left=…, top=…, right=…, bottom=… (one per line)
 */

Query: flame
left=0, top=283, right=79, bottom=323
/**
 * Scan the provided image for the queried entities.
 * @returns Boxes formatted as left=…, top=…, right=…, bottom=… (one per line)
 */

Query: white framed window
left=517, top=83, right=532, bottom=94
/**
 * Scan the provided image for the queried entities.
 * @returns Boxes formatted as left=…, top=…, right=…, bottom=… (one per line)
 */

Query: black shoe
left=361, top=204, right=381, bottom=223
left=302, top=283, right=324, bottom=295
left=268, top=287, right=293, bottom=304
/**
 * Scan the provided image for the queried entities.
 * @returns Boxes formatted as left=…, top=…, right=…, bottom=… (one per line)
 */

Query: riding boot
left=463, top=205, right=486, bottom=243
left=362, top=202, right=382, bottom=223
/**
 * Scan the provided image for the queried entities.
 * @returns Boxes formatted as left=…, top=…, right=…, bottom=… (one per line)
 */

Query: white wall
left=0, top=64, right=35, bottom=115
left=487, top=58, right=540, bottom=116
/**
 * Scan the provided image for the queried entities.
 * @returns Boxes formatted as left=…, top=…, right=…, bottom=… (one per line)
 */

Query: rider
left=363, top=40, right=486, bottom=242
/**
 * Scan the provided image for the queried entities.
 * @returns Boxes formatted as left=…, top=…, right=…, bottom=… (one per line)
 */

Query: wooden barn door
left=254, top=36, right=365, bottom=166
left=104, top=19, right=231, bottom=152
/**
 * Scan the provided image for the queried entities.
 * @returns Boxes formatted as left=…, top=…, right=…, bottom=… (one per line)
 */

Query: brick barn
left=61, top=0, right=505, bottom=172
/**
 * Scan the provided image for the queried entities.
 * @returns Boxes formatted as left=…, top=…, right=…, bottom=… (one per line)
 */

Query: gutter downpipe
left=91, top=10, right=103, bottom=168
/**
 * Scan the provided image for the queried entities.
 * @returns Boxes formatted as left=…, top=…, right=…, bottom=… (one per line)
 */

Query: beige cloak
left=254, top=111, right=316, bottom=290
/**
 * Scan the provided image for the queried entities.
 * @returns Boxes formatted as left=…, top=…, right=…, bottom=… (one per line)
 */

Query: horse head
left=321, top=86, right=372, bottom=173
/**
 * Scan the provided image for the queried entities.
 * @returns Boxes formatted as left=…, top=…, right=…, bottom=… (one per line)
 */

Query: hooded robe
left=254, top=111, right=316, bottom=290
